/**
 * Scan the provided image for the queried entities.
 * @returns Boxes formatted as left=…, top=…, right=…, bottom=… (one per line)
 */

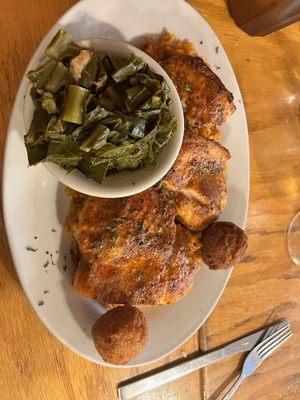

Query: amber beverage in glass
left=228, top=0, right=300, bottom=36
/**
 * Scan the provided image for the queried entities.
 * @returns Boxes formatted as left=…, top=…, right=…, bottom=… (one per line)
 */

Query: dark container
left=228, top=0, right=300, bottom=36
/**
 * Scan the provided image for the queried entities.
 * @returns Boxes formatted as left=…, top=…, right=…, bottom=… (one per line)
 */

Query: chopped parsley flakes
left=26, top=246, right=38, bottom=252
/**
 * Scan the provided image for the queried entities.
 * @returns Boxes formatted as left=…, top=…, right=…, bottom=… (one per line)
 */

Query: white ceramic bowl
left=23, top=38, right=184, bottom=198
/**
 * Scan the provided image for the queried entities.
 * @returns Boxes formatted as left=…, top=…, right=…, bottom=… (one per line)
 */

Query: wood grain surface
left=1, top=1, right=300, bottom=399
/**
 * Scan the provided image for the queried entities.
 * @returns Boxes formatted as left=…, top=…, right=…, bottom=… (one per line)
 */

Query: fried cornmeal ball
left=91, top=306, right=148, bottom=365
left=201, top=221, right=248, bottom=269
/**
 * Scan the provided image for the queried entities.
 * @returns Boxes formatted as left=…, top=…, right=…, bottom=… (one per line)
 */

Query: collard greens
left=25, top=29, right=177, bottom=184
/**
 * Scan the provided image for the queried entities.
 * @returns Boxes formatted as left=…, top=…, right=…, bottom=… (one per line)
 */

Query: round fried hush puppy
left=201, top=221, right=248, bottom=270
left=91, top=306, right=148, bottom=365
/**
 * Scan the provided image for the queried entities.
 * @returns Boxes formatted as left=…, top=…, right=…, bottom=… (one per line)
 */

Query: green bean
left=45, top=29, right=73, bottom=60
left=27, top=58, right=57, bottom=88
left=61, top=85, right=90, bottom=124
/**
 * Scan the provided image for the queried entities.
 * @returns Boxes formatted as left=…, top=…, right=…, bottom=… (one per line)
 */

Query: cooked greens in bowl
left=25, top=30, right=177, bottom=184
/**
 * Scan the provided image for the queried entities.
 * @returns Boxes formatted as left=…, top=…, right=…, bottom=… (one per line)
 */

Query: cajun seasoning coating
left=201, top=221, right=248, bottom=269
left=161, top=55, right=235, bottom=138
left=162, top=224, right=202, bottom=304
left=92, top=306, right=148, bottom=365
left=67, top=187, right=204, bottom=305
left=70, top=188, right=178, bottom=305
left=161, top=134, right=230, bottom=231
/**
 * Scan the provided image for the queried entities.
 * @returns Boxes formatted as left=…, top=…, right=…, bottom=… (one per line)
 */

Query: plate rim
left=2, top=0, right=249, bottom=368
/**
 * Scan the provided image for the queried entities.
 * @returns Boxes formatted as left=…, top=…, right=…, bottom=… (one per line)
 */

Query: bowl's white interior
left=23, top=38, right=184, bottom=198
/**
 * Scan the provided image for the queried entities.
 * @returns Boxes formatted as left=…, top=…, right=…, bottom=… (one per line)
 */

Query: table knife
left=118, top=320, right=288, bottom=400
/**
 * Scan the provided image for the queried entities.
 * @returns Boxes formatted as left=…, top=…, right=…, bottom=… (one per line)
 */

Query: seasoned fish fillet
left=67, top=188, right=201, bottom=305
left=162, top=224, right=201, bottom=304
left=161, top=133, right=230, bottom=231
left=161, top=55, right=236, bottom=138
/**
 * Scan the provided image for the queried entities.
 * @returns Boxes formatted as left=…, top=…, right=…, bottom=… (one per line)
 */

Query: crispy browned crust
left=68, top=134, right=232, bottom=304
left=91, top=306, right=148, bottom=364
left=68, top=186, right=203, bottom=305
left=161, top=55, right=236, bottom=138
left=162, top=225, right=201, bottom=304
left=201, top=222, right=248, bottom=269
left=161, top=133, right=230, bottom=231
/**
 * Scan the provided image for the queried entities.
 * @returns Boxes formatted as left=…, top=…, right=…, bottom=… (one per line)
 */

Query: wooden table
left=1, top=1, right=300, bottom=399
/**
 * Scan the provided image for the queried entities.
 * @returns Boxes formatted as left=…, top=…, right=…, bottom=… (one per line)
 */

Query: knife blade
left=118, top=320, right=289, bottom=400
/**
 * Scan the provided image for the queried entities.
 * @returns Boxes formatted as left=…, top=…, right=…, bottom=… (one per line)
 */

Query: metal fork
left=222, top=322, right=292, bottom=399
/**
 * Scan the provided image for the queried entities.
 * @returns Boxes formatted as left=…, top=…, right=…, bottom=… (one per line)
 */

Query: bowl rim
left=24, top=37, right=184, bottom=198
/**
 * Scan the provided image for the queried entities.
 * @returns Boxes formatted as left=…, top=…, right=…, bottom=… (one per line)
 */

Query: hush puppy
left=91, top=305, right=148, bottom=365
left=201, top=221, right=248, bottom=269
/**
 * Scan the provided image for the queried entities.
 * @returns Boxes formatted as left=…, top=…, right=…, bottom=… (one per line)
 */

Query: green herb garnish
left=185, top=84, right=191, bottom=92
left=26, top=246, right=38, bottom=252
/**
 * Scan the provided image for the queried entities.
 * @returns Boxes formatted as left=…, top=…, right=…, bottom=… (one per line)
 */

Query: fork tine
left=255, top=324, right=290, bottom=353
left=258, top=331, right=292, bottom=359
left=263, top=321, right=289, bottom=339
left=257, top=325, right=291, bottom=356
left=257, top=329, right=291, bottom=356
left=259, top=331, right=292, bottom=361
